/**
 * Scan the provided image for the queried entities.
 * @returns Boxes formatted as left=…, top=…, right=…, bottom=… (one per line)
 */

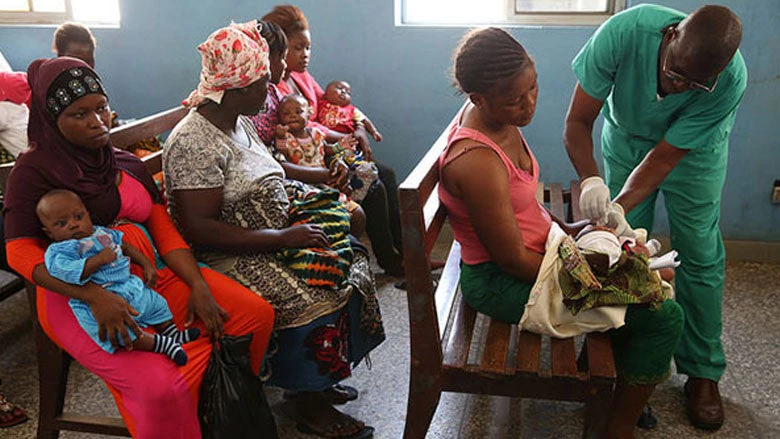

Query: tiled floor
left=1, top=260, right=778, bottom=438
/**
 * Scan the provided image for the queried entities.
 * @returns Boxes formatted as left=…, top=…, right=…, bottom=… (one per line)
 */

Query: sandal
left=0, top=392, right=28, bottom=429
left=297, top=421, right=374, bottom=438
left=284, top=384, right=359, bottom=405
left=636, top=405, right=658, bottom=429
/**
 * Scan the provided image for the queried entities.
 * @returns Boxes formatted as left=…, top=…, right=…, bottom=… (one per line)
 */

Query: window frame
left=0, top=0, right=119, bottom=27
left=506, top=0, right=626, bottom=26
left=397, top=0, right=626, bottom=27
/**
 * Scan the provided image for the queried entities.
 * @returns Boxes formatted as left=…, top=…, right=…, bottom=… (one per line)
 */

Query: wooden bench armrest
left=109, top=106, right=187, bottom=150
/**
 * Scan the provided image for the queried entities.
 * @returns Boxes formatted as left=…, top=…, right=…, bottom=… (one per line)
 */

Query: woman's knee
left=656, top=300, right=685, bottom=339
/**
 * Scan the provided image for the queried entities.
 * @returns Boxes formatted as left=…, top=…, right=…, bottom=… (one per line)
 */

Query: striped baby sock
left=161, top=324, right=201, bottom=345
left=153, top=334, right=187, bottom=366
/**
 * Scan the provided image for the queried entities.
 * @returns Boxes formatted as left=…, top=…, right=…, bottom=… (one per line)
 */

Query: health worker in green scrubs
left=564, top=3, right=746, bottom=431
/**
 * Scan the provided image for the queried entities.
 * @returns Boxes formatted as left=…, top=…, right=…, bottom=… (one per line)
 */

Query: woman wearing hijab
left=3, top=56, right=275, bottom=438
left=163, top=21, right=381, bottom=439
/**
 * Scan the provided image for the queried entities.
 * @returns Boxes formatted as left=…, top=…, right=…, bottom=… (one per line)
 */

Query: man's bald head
left=675, top=5, right=742, bottom=80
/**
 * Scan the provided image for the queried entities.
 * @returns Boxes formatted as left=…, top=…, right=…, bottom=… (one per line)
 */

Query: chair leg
left=583, top=380, right=613, bottom=439
left=402, top=369, right=442, bottom=439
left=33, top=318, right=70, bottom=439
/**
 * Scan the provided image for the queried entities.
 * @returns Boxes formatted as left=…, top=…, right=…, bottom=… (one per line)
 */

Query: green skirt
left=460, top=261, right=684, bottom=385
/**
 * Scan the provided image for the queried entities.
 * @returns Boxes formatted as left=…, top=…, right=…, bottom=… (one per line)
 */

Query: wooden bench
left=399, top=109, right=617, bottom=438
left=2, top=105, right=187, bottom=438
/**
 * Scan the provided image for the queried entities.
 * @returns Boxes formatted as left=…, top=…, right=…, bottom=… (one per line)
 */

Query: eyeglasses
left=661, top=26, right=719, bottom=93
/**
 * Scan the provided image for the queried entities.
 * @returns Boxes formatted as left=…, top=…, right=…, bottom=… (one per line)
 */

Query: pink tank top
left=117, top=171, right=154, bottom=223
left=438, top=110, right=552, bottom=265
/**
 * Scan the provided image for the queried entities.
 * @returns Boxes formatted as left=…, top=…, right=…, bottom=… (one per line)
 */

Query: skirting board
left=655, top=237, right=780, bottom=264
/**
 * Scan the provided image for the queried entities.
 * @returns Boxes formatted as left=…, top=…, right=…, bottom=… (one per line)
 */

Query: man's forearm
left=564, top=119, right=601, bottom=179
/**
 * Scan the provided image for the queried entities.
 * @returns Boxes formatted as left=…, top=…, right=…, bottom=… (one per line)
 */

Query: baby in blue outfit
left=37, top=189, right=199, bottom=365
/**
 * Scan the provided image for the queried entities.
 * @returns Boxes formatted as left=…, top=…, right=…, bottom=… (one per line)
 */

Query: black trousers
left=359, top=161, right=403, bottom=273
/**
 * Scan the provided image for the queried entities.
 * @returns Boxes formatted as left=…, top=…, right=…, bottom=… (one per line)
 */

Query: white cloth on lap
left=519, top=222, right=627, bottom=338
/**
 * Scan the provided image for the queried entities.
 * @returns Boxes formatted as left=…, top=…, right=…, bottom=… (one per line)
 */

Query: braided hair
left=453, top=27, right=532, bottom=95
left=258, top=20, right=288, bottom=57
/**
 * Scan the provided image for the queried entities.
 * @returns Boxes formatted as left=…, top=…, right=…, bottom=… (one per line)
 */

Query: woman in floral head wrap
left=4, top=55, right=275, bottom=438
left=164, top=20, right=383, bottom=439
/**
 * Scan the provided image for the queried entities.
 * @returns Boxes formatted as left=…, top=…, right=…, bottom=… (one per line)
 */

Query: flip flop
left=636, top=405, right=658, bottom=429
left=284, top=384, right=359, bottom=405
left=0, top=393, right=28, bottom=429
left=296, top=422, right=374, bottom=438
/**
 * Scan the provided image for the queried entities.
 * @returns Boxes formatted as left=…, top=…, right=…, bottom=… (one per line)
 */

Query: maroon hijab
left=4, top=57, right=160, bottom=241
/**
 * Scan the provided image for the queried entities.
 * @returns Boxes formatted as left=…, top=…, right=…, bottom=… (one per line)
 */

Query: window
left=0, top=0, right=120, bottom=26
left=399, top=0, right=625, bottom=26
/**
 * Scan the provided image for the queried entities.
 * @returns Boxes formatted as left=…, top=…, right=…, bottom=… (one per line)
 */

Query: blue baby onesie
left=44, top=226, right=172, bottom=353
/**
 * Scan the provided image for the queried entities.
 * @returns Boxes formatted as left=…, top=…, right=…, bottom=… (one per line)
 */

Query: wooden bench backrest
left=399, top=104, right=585, bottom=369
left=0, top=105, right=188, bottom=194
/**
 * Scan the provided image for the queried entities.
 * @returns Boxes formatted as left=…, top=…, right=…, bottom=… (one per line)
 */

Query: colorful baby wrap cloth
left=44, top=226, right=172, bottom=353
left=278, top=187, right=354, bottom=289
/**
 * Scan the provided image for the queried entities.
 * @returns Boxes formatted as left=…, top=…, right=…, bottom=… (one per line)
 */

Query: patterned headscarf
left=4, top=57, right=160, bottom=241
left=183, top=20, right=269, bottom=107
left=44, top=64, right=106, bottom=117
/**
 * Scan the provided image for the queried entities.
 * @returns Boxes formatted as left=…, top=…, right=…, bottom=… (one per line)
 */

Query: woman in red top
left=3, top=57, right=274, bottom=438
left=441, top=28, right=684, bottom=438
left=262, top=5, right=404, bottom=277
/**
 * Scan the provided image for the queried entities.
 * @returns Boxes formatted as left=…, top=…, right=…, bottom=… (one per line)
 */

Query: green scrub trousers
left=602, top=122, right=727, bottom=381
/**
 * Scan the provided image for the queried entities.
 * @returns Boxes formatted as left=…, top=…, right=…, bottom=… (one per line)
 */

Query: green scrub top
left=572, top=4, right=747, bottom=168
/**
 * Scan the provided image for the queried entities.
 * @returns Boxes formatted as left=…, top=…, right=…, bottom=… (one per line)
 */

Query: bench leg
left=583, top=380, right=613, bottom=439
left=403, top=369, right=442, bottom=439
left=32, top=316, right=70, bottom=439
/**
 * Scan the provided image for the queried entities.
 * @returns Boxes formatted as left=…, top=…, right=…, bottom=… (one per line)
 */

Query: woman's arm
left=441, top=146, right=543, bottom=282
left=351, top=125, right=374, bottom=162
left=172, top=187, right=328, bottom=254
left=32, top=263, right=142, bottom=348
left=548, top=212, right=591, bottom=237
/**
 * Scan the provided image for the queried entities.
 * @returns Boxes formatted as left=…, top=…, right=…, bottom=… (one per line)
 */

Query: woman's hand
left=186, top=281, right=229, bottom=340
left=86, top=284, right=142, bottom=349
left=280, top=224, right=329, bottom=248
left=338, top=134, right=359, bottom=152
left=328, top=159, right=349, bottom=189
left=561, top=219, right=591, bottom=237
left=353, top=126, right=374, bottom=162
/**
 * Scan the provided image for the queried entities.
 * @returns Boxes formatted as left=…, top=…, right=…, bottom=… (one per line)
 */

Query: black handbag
left=198, top=334, right=278, bottom=439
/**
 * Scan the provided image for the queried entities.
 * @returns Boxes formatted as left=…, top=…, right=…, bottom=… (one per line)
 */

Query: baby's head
left=278, top=94, right=310, bottom=133
left=324, top=80, right=351, bottom=107
left=36, top=189, right=94, bottom=242
left=575, top=225, right=623, bottom=267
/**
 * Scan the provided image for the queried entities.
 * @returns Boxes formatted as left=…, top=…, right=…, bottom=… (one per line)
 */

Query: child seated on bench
left=37, top=189, right=199, bottom=365
left=276, top=94, right=378, bottom=203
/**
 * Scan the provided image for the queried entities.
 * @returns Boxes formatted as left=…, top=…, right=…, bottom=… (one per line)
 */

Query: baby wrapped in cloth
left=519, top=223, right=675, bottom=338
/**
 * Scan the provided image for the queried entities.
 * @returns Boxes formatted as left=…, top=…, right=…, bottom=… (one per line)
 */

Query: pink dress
left=28, top=171, right=275, bottom=438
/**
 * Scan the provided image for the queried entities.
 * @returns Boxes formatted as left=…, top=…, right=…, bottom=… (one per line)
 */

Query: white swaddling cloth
left=518, top=223, right=627, bottom=338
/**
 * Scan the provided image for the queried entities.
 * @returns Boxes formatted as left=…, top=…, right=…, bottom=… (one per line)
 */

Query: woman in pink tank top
left=440, top=28, right=684, bottom=438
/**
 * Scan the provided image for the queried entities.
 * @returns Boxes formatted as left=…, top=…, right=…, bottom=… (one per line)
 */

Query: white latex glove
left=648, top=250, right=680, bottom=270
left=605, top=202, right=636, bottom=238
left=579, top=176, right=611, bottom=224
